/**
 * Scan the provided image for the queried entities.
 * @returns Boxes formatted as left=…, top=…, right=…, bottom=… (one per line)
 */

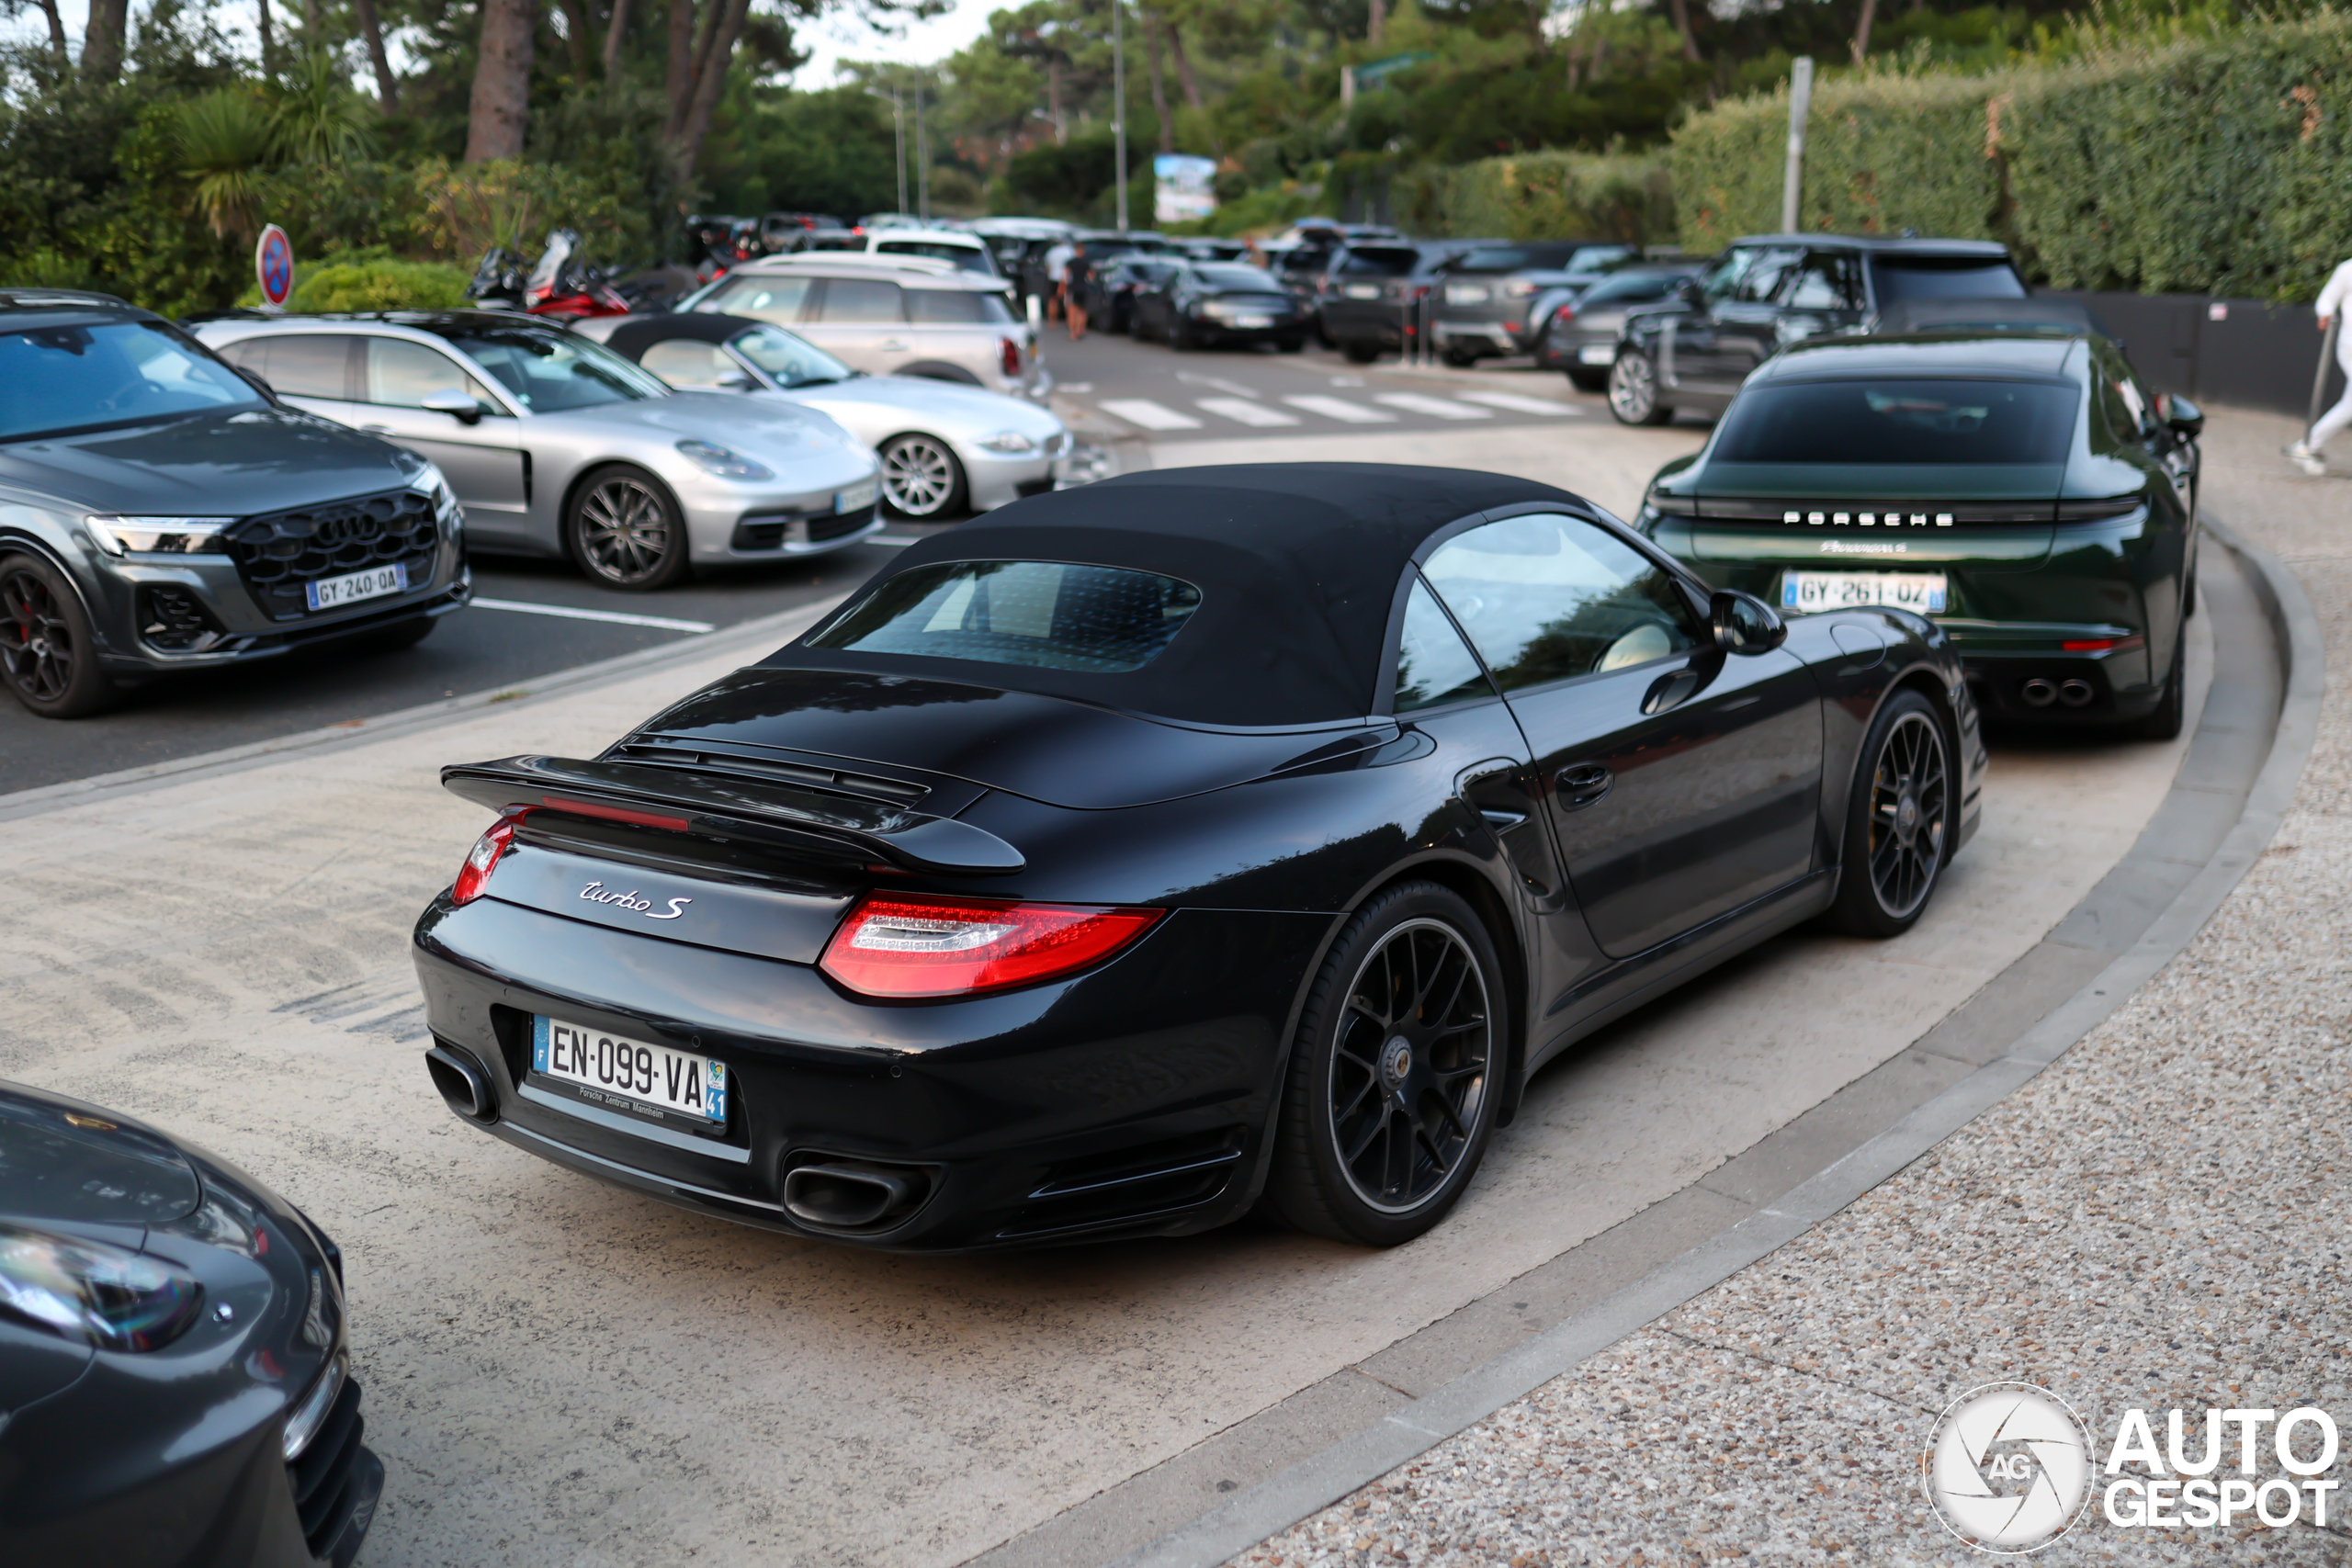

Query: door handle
left=1555, top=762, right=1612, bottom=811
left=878, top=340, right=908, bottom=352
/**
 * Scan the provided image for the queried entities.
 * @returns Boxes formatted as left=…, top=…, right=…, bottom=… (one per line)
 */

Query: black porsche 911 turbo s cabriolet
left=411, top=465, right=1984, bottom=1250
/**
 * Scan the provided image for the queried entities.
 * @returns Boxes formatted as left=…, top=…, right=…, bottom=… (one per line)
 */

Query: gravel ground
left=1228, top=406, right=2352, bottom=1567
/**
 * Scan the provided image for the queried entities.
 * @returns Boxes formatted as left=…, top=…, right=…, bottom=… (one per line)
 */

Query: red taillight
left=451, top=809, right=530, bottom=906
left=1554, top=303, right=1577, bottom=322
left=2062, top=636, right=2145, bottom=652
left=820, top=894, right=1161, bottom=998
left=1000, top=336, right=1023, bottom=377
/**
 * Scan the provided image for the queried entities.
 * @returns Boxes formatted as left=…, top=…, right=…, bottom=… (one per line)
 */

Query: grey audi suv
left=0, top=289, right=468, bottom=719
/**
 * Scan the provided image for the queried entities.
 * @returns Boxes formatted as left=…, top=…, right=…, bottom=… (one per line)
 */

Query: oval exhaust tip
left=425, top=1045, right=496, bottom=1122
left=2058, top=678, right=2096, bottom=707
left=783, top=1161, right=925, bottom=1230
left=2019, top=678, right=2058, bottom=707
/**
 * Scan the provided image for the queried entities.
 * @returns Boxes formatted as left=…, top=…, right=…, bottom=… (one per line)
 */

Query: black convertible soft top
left=768, top=464, right=1588, bottom=728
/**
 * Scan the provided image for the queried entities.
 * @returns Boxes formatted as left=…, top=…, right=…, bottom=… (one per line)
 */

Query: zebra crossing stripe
left=1098, top=399, right=1203, bottom=431
left=1193, top=397, right=1300, bottom=427
left=1281, top=395, right=1395, bottom=423
left=1455, top=389, right=1581, bottom=416
left=1371, top=392, right=1492, bottom=420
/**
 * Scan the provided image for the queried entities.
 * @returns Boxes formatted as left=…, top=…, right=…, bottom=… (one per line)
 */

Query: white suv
left=865, top=228, right=1001, bottom=277
left=685, top=255, right=1045, bottom=400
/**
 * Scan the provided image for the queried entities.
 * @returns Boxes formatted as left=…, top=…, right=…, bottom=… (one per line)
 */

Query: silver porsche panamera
left=195, top=312, right=881, bottom=591
left=572, top=312, right=1071, bottom=518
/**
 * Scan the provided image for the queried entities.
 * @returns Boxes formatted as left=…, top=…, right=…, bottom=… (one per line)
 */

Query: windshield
left=0, top=320, right=264, bottom=441
left=729, top=325, right=854, bottom=388
left=1193, top=265, right=1282, bottom=291
left=1338, top=246, right=1420, bottom=276
left=1579, top=271, right=1685, bottom=306
left=1871, top=258, right=2027, bottom=305
left=810, top=559, right=1203, bottom=673
left=1713, top=378, right=2078, bottom=465
left=436, top=327, right=669, bottom=411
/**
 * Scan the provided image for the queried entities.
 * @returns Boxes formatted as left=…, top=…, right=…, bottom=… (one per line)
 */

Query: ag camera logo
left=1923, top=1383, right=2094, bottom=1552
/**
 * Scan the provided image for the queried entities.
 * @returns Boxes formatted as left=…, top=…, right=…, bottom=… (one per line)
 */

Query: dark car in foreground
left=1636, top=331, right=2199, bottom=738
left=1134, top=264, right=1312, bottom=350
left=0, top=1080, right=380, bottom=1566
left=0, top=289, right=469, bottom=719
left=1607, top=235, right=2027, bottom=426
left=412, top=464, right=1983, bottom=1253
left=1532, top=264, right=1702, bottom=391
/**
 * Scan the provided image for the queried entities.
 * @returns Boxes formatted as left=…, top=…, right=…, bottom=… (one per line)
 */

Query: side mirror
left=1712, top=589, right=1787, bottom=655
left=420, top=387, right=484, bottom=425
left=2157, top=391, right=2204, bottom=444
left=1679, top=277, right=1706, bottom=307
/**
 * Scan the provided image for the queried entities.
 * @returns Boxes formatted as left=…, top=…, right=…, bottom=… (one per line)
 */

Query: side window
left=362, top=338, right=501, bottom=412
left=1700, top=248, right=1757, bottom=303
left=254, top=334, right=356, bottom=399
left=2092, top=363, right=2150, bottom=449
left=1786, top=253, right=1861, bottom=310
left=1422, top=514, right=1700, bottom=693
left=1393, top=580, right=1495, bottom=713
left=1736, top=247, right=1805, bottom=304
left=638, top=339, right=736, bottom=389
left=707, top=276, right=811, bottom=323
left=814, top=278, right=905, bottom=322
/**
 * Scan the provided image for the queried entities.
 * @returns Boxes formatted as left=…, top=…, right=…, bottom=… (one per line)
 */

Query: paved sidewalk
left=1228, top=407, right=2352, bottom=1566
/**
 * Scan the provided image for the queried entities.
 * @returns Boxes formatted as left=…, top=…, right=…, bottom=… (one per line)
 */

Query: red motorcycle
left=467, top=230, right=629, bottom=319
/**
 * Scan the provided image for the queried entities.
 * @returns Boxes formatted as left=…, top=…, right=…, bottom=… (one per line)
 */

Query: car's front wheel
left=1828, top=689, right=1954, bottom=938
left=567, top=465, right=690, bottom=591
left=878, top=433, right=968, bottom=519
left=0, top=552, right=113, bottom=718
left=1608, top=349, right=1673, bottom=426
left=1262, top=882, right=1504, bottom=1247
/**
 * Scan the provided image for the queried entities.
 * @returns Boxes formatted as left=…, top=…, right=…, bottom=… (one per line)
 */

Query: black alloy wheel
left=1608, top=349, right=1673, bottom=426
left=878, top=433, right=968, bottom=519
left=1442, top=343, right=1478, bottom=367
left=1263, top=882, right=1503, bottom=1246
left=1829, top=689, right=1952, bottom=938
left=0, top=552, right=113, bottom=719
left=567, top=465, right=690, bottom=591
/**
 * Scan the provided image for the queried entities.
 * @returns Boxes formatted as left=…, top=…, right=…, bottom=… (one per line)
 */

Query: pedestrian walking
left=2291, top=253, right=2352, bottom=475
left=1044, top=238, right=1074, bottom=323
left=1066, top=243, right=1093, bottom=341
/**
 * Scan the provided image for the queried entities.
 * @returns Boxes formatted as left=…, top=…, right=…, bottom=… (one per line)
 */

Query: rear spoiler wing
left=441, top=755, right=1023, bottom=875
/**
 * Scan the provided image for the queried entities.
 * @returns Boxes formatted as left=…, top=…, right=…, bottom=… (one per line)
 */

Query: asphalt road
left=0, top=532, right=939, bottom=795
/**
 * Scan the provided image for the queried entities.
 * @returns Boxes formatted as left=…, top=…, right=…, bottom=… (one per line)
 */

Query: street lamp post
left=893, top=87, right=907, bottom=216
left=1112, top=0, right=1127, bottom=232
left=916, top=81, right=930, bottom=222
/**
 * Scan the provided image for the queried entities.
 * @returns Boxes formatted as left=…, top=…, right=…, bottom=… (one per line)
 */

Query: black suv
left=0, top=290, right=468, bottom=718
left=1606, top=235, right=2026, bottom=426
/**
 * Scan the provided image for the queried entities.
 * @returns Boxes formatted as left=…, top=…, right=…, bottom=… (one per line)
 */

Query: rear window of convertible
left=1713, top=378, right=2078, bottom=465
left=810, top=560, right=1203, bottom=672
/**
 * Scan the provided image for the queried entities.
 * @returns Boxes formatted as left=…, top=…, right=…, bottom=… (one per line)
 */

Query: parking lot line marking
left=1195, top=397, right=1301, bottom=427
left=1282, top=395, right=1396, bottom=423
left=469, top=598, right=716, bottom=633
left=1455, top=389, right=1582, bottom=416
left=1371, top=392, right=1493, bottom=420
left=1097, top=398, right=1204, bottom=430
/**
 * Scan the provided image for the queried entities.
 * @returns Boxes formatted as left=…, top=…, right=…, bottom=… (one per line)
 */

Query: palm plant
left=174, top=90, right=275, bottom=239
left=270, top=50, right=376, bottom=167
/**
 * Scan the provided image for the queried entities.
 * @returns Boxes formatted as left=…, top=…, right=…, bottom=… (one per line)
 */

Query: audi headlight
left=0, top=1221, right=206, bottom=1352
left=674, top=440, right=775, bottom=481
left=977, top=431, right=1038, bottom=455
left=85, top=515, right=235, bottom=555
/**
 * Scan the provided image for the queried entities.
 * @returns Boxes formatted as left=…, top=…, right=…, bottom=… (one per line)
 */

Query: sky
left=4, top=0, right=1004, bottom=87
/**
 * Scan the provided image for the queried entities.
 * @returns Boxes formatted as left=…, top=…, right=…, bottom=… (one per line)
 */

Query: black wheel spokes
left=0, top=572, right=71, bottom=701
left=1329, top=919, right=1491, bottom=1213
left=1866, top=713, right=1949, bottom=918
left=582, top=482, right=668, bottom=581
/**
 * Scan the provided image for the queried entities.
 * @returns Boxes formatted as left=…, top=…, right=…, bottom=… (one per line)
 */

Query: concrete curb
left=1097, top=515, right=2321, bottom=1568
left=0, top=596, right=842, bottom=823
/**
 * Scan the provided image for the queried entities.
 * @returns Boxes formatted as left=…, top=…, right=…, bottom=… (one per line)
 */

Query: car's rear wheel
left=1565, top=367, right=1608, bottom=394
left=1277, top=334, right=1306, bottom=353
left=1828, top=690, right=1953, bottom=938
left=879, top=433, right=968, bottom=519
left=1608, top=349, right=1673, bottom=426
left=2132, top=627, right=2186, bottom=741
left=0, top=552, right=113, bottom=719
left=1263, top=882, right=1503, bottom=1247
left=1442, top=342, right=1478, bottom=367
left=567, top=465, right=690, bottom=591
left=1342, top=341, right=1380, bottom=365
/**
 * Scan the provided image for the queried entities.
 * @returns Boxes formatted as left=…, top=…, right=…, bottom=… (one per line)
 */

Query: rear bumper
left=410, top=895, right=1329, bottom=1251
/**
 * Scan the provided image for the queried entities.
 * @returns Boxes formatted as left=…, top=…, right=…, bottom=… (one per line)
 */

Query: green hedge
left=237, top=255, right=471, bottom=311
left=1391, top=150, right=1675, bottom=243
left=1670, top=17, right=2352, bottom=301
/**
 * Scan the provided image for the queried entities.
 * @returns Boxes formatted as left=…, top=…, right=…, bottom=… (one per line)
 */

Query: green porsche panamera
left=1634, top=331, right=2202, bottom=739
